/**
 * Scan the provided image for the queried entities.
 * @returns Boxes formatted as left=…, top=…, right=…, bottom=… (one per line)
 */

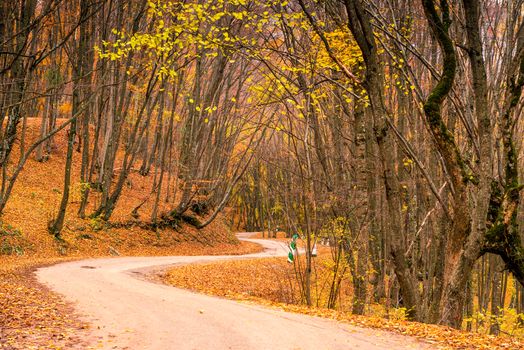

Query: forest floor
left=163, top=240, right=524, bottom=350
left=0, top=119, right=261, bottom=349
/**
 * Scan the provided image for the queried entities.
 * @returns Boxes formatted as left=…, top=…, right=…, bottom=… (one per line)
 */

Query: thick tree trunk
left=420, top=0, right=478, bottom=328
left=344, top=0, right=419, bottom=320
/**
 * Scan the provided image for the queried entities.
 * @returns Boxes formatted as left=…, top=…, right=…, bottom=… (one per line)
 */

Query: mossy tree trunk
left=420, top=0, right=524, bottom=328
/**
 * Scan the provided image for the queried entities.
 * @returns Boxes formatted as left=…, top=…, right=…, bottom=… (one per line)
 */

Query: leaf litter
left=164, top=252, right=524, bottom=350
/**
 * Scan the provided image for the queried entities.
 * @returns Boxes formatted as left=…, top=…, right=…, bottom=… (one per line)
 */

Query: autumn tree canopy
left=1, top=0, right=524, bottom=333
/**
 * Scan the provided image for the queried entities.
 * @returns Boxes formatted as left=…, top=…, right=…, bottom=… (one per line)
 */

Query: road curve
left=36, top=233, right=434, bottom=350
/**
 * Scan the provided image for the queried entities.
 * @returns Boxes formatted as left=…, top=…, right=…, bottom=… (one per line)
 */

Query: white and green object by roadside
left=311, top=242, right=317, bottom=257
left=287, top=233, right=299, bottom=263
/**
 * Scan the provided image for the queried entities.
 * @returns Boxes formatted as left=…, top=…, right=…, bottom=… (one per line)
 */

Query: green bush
left=0, top=223, right=25, bottom=256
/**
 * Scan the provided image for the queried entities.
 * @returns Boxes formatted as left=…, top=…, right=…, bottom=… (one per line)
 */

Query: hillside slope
left=1, top=119, right=247, bottom=259
left=0, top=119, right=259, bottom=349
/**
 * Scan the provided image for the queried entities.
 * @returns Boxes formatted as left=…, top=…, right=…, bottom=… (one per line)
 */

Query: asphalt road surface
left=37, top=233, right=434, bottom=349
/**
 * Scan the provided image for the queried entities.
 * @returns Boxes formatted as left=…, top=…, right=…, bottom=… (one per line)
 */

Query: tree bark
left=344, top=0, right=419, bottom=320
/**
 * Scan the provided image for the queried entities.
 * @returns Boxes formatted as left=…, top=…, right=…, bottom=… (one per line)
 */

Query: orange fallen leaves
left=0, top=258, right=89, bottom=349
left=1, top=120, right=256, bottom=260
left=164, top=255, right=524, bottom=350
left=164, top=257, right=298, bottom=303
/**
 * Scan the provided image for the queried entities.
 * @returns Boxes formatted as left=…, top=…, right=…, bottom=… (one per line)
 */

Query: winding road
left=36, top=233, right=434, bottom=349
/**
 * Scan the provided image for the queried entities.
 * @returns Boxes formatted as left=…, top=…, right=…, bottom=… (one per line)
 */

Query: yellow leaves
left=314, top=27, right=363, bottom=76
left=98, top=0, right=287, bottom=75
left=403, top=157, right=414, bottom=169
left=232, top=12, right=244, bottom=20
left=205, top=105, right=217, bottom=114
left=58, top=102, right=72, bottom=115
left=211, top=11, right=226, bottom=22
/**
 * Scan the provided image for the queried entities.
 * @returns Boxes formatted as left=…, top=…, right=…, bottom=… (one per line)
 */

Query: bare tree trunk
left=344, top=0, right=418, bottom=320
left=49, top=0, right=91, bottom=237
